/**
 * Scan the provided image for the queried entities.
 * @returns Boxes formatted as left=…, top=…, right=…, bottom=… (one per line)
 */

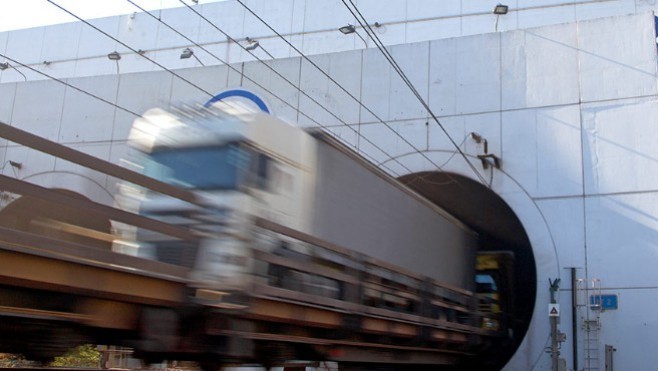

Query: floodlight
left=339, top=24, right=356, bottom=34
left=107, top=51, right=121, bottom=60
left=493, top=4, right=509, bottom=14
left=245, top=38, right=260, bottom=51
left=180, top=48, right=194, bottom=59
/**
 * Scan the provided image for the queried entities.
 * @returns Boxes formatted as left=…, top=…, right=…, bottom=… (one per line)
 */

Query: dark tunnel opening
left=399, top=171, right=536, bottom=370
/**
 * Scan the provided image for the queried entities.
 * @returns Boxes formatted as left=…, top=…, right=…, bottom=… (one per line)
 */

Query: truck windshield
left=145, top=144, right=250, bottom=190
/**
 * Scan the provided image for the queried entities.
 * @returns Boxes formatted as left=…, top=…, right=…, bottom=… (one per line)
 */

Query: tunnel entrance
left=399, top=171, right=536, bottom=370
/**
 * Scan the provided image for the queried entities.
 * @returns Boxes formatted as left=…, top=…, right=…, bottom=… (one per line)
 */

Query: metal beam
left=0, top=121, right=198, bottom=205
left=0, top=248, right=186, bottom=306
left=0, top=174, right=197, bottom=241
left=0, top=225, right=189, bottom=280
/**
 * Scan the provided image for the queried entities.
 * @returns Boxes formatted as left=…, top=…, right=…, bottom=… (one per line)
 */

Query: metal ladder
left=582, top=278, right=602, bottom=371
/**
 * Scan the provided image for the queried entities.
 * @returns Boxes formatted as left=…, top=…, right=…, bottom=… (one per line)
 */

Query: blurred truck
left=116, top=104, right=487, bottom=367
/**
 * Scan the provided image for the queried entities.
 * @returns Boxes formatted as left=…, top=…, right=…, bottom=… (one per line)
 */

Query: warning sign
left=549, top=304, right=560, bottom=317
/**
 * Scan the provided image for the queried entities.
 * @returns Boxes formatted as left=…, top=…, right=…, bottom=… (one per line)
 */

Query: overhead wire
left=41, top=0, right=487, bottom=181
left=46, top=0, right=215, bottom=98
left=40, top=0, right=405, bottom=176
left=122, top=0, right=411, bottom=175
left=340, top=0, right=490, bottom=186
left=0, top=52, right=141, bottom=117
left=235, top=0, right=461, bottom=180
left=126, top=0, right=406, bottom=176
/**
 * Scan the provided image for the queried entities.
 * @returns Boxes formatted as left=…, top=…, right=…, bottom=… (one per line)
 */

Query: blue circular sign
left=204, top=88, right=270, bottom=113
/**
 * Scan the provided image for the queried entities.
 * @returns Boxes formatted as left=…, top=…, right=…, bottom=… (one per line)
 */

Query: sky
left=0, top=0, right=222, bottom=32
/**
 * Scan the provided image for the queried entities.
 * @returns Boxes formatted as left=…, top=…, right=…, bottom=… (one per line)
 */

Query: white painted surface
left=1, top=3, right=658, bottom=370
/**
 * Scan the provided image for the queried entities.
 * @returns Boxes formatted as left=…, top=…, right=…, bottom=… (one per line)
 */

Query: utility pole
left=549, top=278, right=561, bottom=371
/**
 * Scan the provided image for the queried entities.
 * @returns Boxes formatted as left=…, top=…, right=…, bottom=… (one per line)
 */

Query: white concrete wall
left=1, top=0, right=658, bottom=83
left=2, top=2, right=658, bottom=370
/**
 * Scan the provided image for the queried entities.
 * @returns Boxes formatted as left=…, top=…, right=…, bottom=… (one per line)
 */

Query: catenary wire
left=122, top=0, right=407, bottom=176
left=344, top=0, right=488, bottom=185
left=46, top=0, right=215, bottom=98
left=43, top=0, right=405, bottom=176
left=344, top=0, right=489, bottom=185
left=123, top=0, right=412, bottom=175
left=0, top=52, right=141, bottom=117
left=235, top=0, right=463, bottom=180
left=341, top=0, right=490, bottom=186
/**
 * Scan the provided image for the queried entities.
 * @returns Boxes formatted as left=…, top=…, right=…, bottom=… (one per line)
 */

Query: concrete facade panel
left=154, top=7, right=201, bottom=50
left=502, top=24, right=579, bottom=110
left=636, top=0, right=658, bottom=12
left=74, top=57, right=120, bottom=78
left=427, top=112, right=502, bottom=169
left=502, top=105, right=583, bottom=198
left=113, top=71, right=174, bottom=140
left=405, top=17, right=461, bottom=44
left=192, top=43, right=229, bottom=65
left=518, top=0, right=575, bottom=6
left=426, top=115, right=465, bottom=156
left=0, top=30, right=7, bottom=54
left=0, top=83, right=16, bottom=151
left=75, top=17, right=120, bottom=60
left=518, top=4, right=576, bottom=29
left=359, top=47, right=392, bottom=122
left=116, top=12, right=161, bottom=54
left=388, top=42, right=429, bottom=120
left=355, top=0, right=407, bottom=25
left=198, top=1, right=246, bottom=44
left=428, top=38, right=458, bottom=116
left=302, top=0, right=353, bottom=34
left=242, top=58, right=301, bottom=123
left=536, top=198, right=586, bottom=270
left=41, top=22, right=82, bottom=63
left=169, top=65, right=230, bottom=104
left=461, top=14, right=500, bottom=36
left=582, top=98, right=658, bottom=194
left=360, top=42, right=429, bottom=123
left=298, top=51, right=362, bottom=128
left=0, top=63, right=42, bottom=84
left=11, top=80, right=65, bottom=142
left=462, top=0, right=512, bottom=14
left=429, top=33, right=501, bottom=116
left=586, top=288, right=658, bottom=370
left=301, top=30, right=356, bottom=56
left=253, top=36, right=292, bottom=59
left=585, top=193, right=658, bottom=287
left=5, top=27, right=45, bottom=65
left=367, top=23, right=407, bottom=48
left=0, top=83, right=16, bottom=125
left=60, top=75, right=119, bottom=143
left=242, top=0, right=297, bottom=37
left=39, top=60, right=78, bottom=81
left=578, top=13, right=657, bottom=102
left=119, top=52, right=163, bottom=75
left=358, top=119, right=429, bottom=165
left=575, top=0, right=637, bottom=21
left=406, top=0, right=461, bottom=20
